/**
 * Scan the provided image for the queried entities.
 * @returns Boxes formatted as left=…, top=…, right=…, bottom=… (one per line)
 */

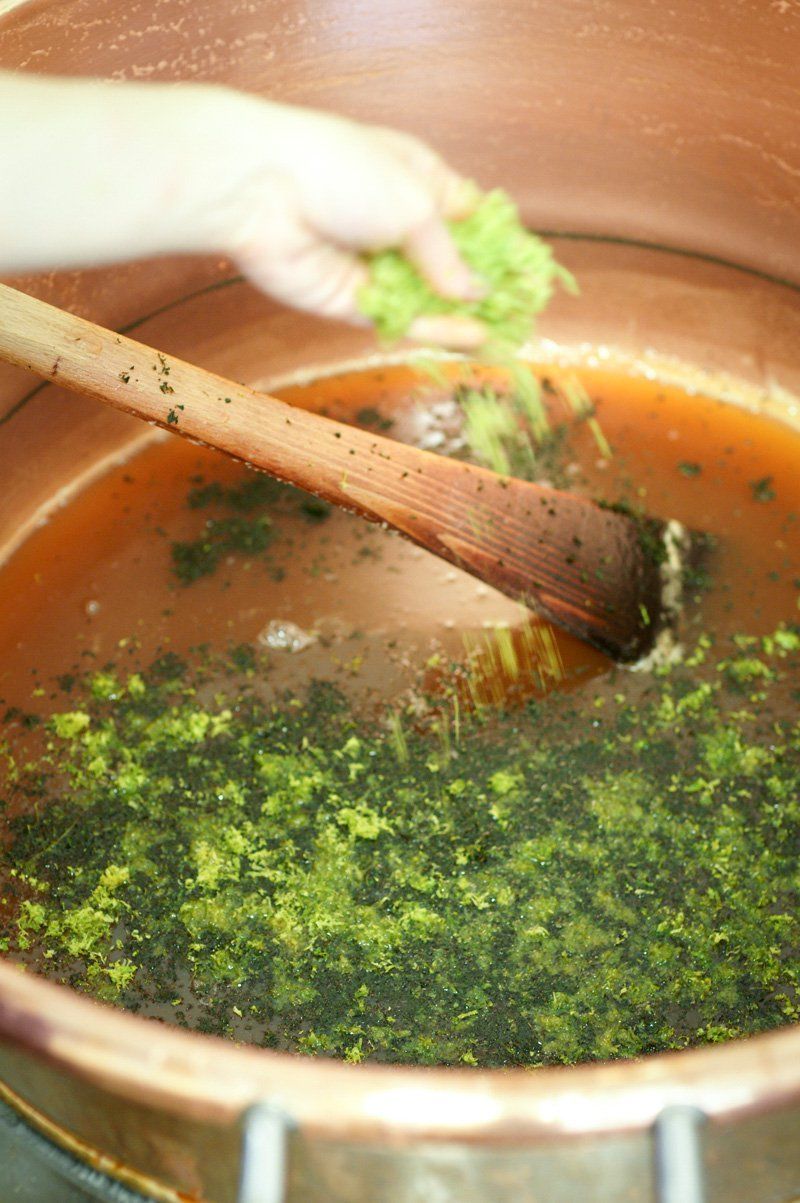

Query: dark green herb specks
left=171, top=515, right=274, bottom=583
left=2, top=629, right=799, bottom=1066
left=170, top=473, right=331, bottom=585
left=750, top=475, right=777, bottom=503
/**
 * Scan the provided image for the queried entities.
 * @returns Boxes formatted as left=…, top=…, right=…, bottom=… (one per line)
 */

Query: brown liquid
left=0, top=364, right=799, bottom=715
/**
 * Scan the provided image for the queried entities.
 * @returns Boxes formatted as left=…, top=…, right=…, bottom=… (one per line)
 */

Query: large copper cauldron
left=1, top=2, right=800, bottom=1200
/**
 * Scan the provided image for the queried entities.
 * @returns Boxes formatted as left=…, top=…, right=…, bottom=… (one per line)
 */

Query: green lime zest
left=358, top=189, right=576, bottom=351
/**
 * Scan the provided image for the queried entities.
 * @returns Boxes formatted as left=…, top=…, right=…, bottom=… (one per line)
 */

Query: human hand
left=207, top=99, right=487, bottom=349
left=0, top=74, right=485, bottom=348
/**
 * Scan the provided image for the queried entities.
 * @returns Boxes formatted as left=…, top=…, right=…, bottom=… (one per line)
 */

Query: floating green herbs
left=170, top=473, right=332, bottom=585
left=750, top=475, right=777, bottom=504
left=453, top=371, right=610, bottom=487
left=172, top=515, right=275, bottom=584
left=358, top=190, right=576, bottom=352
left=458, top=383, right=545, bottom=478
left=2, top=629, right=799, bottom=1066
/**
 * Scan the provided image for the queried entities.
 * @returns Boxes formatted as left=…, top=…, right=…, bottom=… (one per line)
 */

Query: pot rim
left=1, top=959, right=798, bottom=1142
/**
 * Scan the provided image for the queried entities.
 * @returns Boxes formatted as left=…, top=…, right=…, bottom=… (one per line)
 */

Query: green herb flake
left=750, top=475, right=777, bottom=503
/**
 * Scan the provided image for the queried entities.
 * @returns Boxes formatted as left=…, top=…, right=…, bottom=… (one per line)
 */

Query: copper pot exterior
left=1, top=2, right=800, bottom=1200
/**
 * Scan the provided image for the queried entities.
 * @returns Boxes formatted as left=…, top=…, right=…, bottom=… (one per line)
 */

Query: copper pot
left=1, top=2, right=800, bottom=1200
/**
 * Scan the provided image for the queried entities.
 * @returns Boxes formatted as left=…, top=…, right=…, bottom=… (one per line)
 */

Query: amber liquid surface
left=1, top=363, right=800, bottom=1064
left=1, top=364, right=799, bottom=713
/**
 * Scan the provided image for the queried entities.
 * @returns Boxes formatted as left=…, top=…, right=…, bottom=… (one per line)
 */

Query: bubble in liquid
left=258, top=619, right=316, bottom=653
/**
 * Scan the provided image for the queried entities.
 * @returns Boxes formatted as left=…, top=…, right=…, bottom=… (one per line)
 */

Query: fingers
left=237, top=214, right=487, bottom=346
left=229, top=112, right=487, bottom=341
left=233, top=190, right=369, bottom=322
left=408, top=314, right=487, bottom=351
left=439, top=175, right=483, bottom=221
left=242, top=239, right=369, bottom=322
left=370, top=127, right=485, bottom=304
left=403, top=215, right=485, bottom=302
left=371, top=127, right=479, bottom=220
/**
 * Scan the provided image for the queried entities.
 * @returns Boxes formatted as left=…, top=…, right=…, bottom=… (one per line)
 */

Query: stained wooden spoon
left=0, top=282, right=677, bottom=661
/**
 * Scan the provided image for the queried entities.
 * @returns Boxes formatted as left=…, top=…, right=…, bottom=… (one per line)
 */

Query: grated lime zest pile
left=2, top=628, right=799, bottom=1066
left=358, top=189, right=576, bottom=351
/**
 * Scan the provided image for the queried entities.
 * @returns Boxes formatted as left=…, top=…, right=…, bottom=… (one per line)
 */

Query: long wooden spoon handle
left=0, top=283, right=664, bottom=660
left=0, top=282, right=415, bottom=509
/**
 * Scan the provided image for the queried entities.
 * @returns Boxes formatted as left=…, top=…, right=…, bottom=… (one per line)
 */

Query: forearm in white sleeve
left=0, top=73, right=485, bottom=346
left=0, top=71, right=261, bottom=273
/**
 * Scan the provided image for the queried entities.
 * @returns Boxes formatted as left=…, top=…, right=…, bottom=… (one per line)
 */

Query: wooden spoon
left=0, top=282, right=674, bottom=661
